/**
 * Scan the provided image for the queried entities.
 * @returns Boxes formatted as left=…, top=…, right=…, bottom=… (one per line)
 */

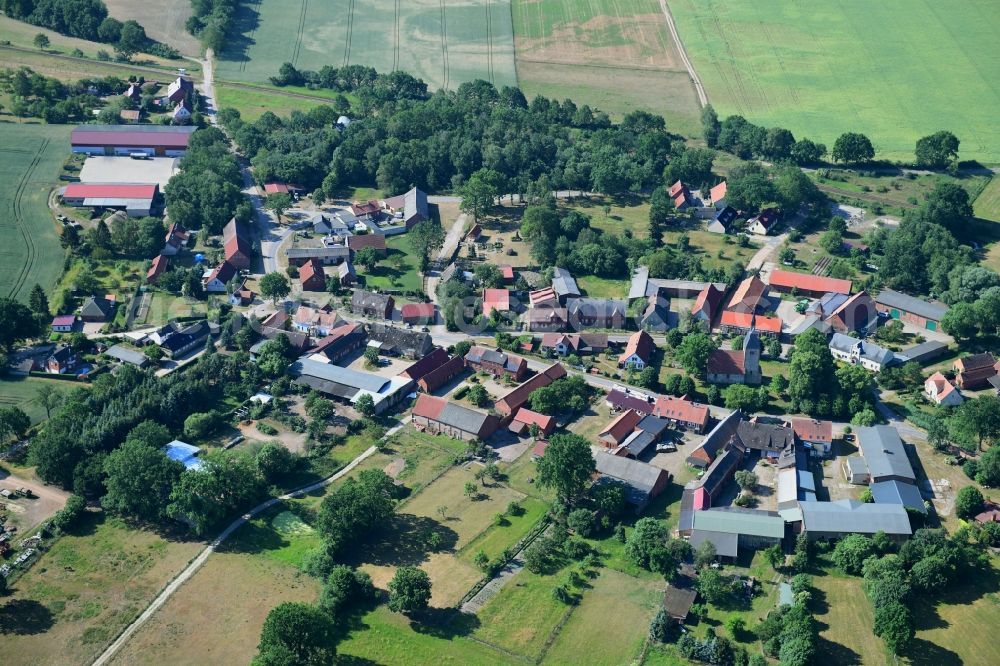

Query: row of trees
left=0, top=67, right=150, bottom=123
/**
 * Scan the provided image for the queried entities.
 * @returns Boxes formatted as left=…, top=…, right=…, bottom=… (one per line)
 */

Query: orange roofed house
left=509, top=408, right=556, bottom=437
left=925, top=372, right=964, bottom=407
left=495, top=363, right=567, bottom=418
left=619, top=330, right=655, bottom=370
left=223, top=218, right=253, bottom=270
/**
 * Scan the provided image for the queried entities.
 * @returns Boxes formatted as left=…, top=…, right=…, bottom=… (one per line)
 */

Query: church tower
left=743, top=319, right=762, bottom=385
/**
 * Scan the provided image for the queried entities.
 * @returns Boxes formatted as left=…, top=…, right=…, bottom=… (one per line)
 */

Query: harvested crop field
left=0, top=123, right=69, bottom=300
left=217, top=0, right=517, bottom=90
left=512, top=0, right=701, bottom=131
left=670, top=0, right=1000, bottom=162
left=104, top=0, right=202, bottom=56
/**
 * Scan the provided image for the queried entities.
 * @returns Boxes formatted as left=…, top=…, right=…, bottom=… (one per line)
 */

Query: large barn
left=62, top=183, right=161, bottom=217
left=70, top=125, right=198, bottom=157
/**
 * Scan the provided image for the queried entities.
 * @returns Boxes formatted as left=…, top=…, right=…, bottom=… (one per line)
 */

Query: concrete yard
left=80, top=156, right=180, bottom=188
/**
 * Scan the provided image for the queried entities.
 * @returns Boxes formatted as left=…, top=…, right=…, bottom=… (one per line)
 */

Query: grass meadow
left=512, top=0, right=701, bottom=133
left=670, top=0, right=1000, bottom=162
left=0, top=376, right=78, bottom=424
left=216, top=0, right=516, bottom=91
left=0, top=123, right=69, bottom=301
left=974, top=177, right=1000, bottom=222
left=2, top=514, right=202, bottom=666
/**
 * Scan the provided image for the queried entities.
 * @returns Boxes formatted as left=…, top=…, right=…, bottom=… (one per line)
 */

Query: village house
left=925, top=371, right=964, bottom=407
left=719, top=310, right=782, bottom=338
left=599, top=410, right=644, bottom=447
left=526, top=305, right=568, bottom=332
left=411, top=394, right=499, bottom=441
left=147, top=255, right=169, bottom=284
left=747, top=208, right=779, bottom=235
left=308, top=323, right=366, bottom=363
left=828, top=333, right=893, bottom=372
left=529, top=286, right=559, bottom=308
left=822, top=291, right=877, bottom=335
left=51, top=314, right=76, bottom=333
left=162, top=222, right=189, bottom=256
left=223, top=218, right=253, bottom=270
left=686, top=410, right=743, bottom=469
left=229, top=278, right=255, bottom=306
left=608, top=414, right=672, bottom=458
left=707, top=328, right=762, bottom=385
left=156, top=320, right=210, bottom=358
left=293, top=305, right=343, bottom=336
left=874, top=289, right=948, bottom=332
left=299, top=259, right=326, bottom=291
left=416, top=356, right=465, bottom=393
left=640, top=294, right=670, bottom=331
left=495, top=363, right=567, bottom=417
left=710, top=181, right=727, bottom=208
left=619, top=330, right=654, bottom=370
left=679, top=445, right=744, bottom=535
left=736, top=419, right=795, bottom=462
left=483, top=288, right=512, bottom=317
left=953, top=353, right=997, bottom=390
left=726, top=276, right=769, bottom=315
left=566, top=298, right=627, bottom=330
left=539, top=332, right=608, bottom=357
left=352, top=290, right=394, bottom=319
left=400, top=302, right=436, bottom=326
left=80, top=295, right=116, bottom=322
left=790, top=418, right=834, bottom=457
left=669, top=180, right=692, bottom=210
left=654, top=395, right=711, bottom=433
left=347, top=233, right=387, bottom=255
left=464, top=346, right=528, bottom=381
left=706, top=205, right=737, bottom=234
left=105, top=344, right=150, bottom=368
left=202, top=261, right=237, bottom=293
left=286, top=246, right=351, bottom=266
left=367, top=323, right=433, bottom=359
left=46, top=345, right=77, bottom=374
left=844, top=425, right=916, bottom=486
left=691, top=284, right=725, bottom=324
left=606, top=389, right=657, bottom=416
left=509, top=408, right=557, bottom=438
left=552, top=267, right=581, bottom=304
left=337, top=261, right=356, bottom=287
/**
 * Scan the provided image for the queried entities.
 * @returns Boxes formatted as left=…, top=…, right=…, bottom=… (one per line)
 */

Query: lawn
left=215, top=82, right=341, bottom=121
left=0, top=123, right=70, bottom=301
left=811, top=566, right=892, bottom=665
left=0, top=376, right=79, bottom=424
left=216, top=0, right=517, bottom=91
left=512, top=0, right=701, bottom=133
left=139, top=291, right=208, bottom=327
left=576, top=275, right=630, bottom=299
left=1, top=514, right=202, bottom=666
left=459, top=496, right=547, bottom=563
left=543, top=569, right=663, bottom=665
left=974, top=176, right=1000, bottom=222
left=670, top=0, right=1000, bottom=162
left=473, top=568, right=573, bottom=658
left=362, top=234, right=423, bottom=294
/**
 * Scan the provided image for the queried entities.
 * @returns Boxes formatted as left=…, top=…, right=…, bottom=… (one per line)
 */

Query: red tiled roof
left=619, top=330, right=654, bottom=364
left=351, top=200, right=381, bottom=216
left=791, top=418, right=833, bottom=444
left=654, top=396, right=710, bottom=427
left=720, top=310, right=782, bottom=333
left=483, top=288, right=511, bottom=315
left=263, top=183, right=303, bottom=194
left=692, top=284, right=724, bottom=318
left=600, top=409, right=642, bottom=444
left=511, top=408, right=556, bottom=434
left=532, top=440, right=549, bottom=458
left=500, top=265, right=514, bottom=280
left=669, top=181, right=685, bottom=197
left=51, top=315, right=76, bottom=327
left=497, top=363, right=567, bottom=415
left=529, top=287, right=558, bottom=306
left=64, top=183, right=157, bottom=199
left=205, top=261, right=237, bottom=284
left=348, top=234, right=387, bottom=251
left=709, top=181, right=727, bottom=202
left=300, top=259, right=325, bottom=285
left=401, top=302, right=435, bottom=320
left=418, top=356, right=465, bottom=392
left=147, top=255, right=168, bottom=281
left=412, top=393, right=447, bottom=420
left=769, top=270, right=851, bottom=295
left=727, top=276, right=768, bottom=312
left=707, top=349, right=745, bottom=375
left=310, top=323, right=363, bottom=354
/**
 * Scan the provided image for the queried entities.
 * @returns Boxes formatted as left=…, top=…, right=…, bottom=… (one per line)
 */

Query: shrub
left=567, top=508, right=597, bottom=537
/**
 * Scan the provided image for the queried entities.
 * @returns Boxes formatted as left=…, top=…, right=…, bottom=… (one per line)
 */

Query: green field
left=670, top=0, right=1000, bottom=162
left=974, top=177, right=1000, bottom=222
left=512, top=0, right=701, bottom=133
left=0, top=376, right=78, bottom=423
left=0, top=123, right=70, bottom=301
left=217, top=0, right=517, bottom=91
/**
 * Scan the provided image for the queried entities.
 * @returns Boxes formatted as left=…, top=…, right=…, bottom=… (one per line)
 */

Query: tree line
left=185, top=0, right=241, bottom=52
left=0, top=66, right=152, bottom=123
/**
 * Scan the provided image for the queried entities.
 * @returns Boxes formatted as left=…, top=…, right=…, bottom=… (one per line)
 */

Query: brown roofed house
left=954, top=353, right=997, bottom=390
left=496, top=363, right=567, bottom=417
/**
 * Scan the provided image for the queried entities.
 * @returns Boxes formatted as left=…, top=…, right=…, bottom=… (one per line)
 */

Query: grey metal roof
left=689, top=529, right=739, bottom=558
left=637, top=415, right=670, bottom=438
left=622, top=430, right=656, bottom=457
left=552, top=267, right=580, bottom=297
left=567, top=298, right=627, bottom=318
left=629, top=266, right=651, bottom=300
left=106, top=344, right=148, bottom=366
left=829, top=333, right=894, bottom=365
left=800, top=499, right=912, bottom=535
left=871, top=480, right=926, bottom=513
left=857, top=425, right=915, bottom=482
left=286, top=246, right=350, bottom=260
left=846, top=456, right=869, bottom=475
left=693, top=508, right=785, bottom=538
left=404, top=187, right=429, bottom=222
left=737, top=421, right=793, bottom=452
left=289, top=358, right=388, bottom=393
left=697, top=447, right=742, bottom=497
left=895, top=340, right=948, bottom=364
left=595, top=451, right=666, bottom=500
left=875, top=289, right=948, bottom=321
left=688, top=410, right=742, bottom=466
